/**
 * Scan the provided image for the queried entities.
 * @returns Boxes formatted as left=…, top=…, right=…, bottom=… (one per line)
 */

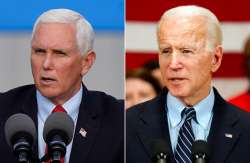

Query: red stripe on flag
left=127, top=0, right=250, bottom=22
left=126, top=53, right=158, bottom=70
left=126, top=52, right=245, bottom=78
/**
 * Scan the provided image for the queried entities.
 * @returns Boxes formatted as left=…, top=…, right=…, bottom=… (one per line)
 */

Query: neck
left=181, top=87, right=211, bottom=107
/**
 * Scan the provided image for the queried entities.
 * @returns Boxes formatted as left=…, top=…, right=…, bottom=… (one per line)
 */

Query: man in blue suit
left=127, top=5, right=250, bottom=163
left=0, top=9, right=123, bottom=163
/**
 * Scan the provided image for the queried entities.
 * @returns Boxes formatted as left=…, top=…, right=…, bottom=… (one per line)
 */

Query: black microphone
left=43, top=112, right=74, bottom=163
left=4, top=113, right=37, bottom=163
left=151, top=139, right=170, bottom=163
left=192, top=140, right=210, bottom=163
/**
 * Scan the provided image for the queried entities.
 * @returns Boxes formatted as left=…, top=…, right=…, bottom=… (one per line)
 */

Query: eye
left=33, top=48, right=46, bottom=55
left=161, top=48, right=171, bottom=55
left=181, top=49, right=194, bottom=54
left=53, top=50, right=67, bottom=56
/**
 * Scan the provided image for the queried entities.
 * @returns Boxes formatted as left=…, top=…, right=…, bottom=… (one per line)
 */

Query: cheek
left=57, top=67, right=72, bottom=79
left=57, top=64, right=82, bottom=83
left=159, top=59, right=167, bottom=76
left=31, top=57, right=36, bottom=69
left=200, top=62, right=212, bottom=76
left=192, top=65, right=211, bottom=86
left=31, top=60, right=40, bottom=77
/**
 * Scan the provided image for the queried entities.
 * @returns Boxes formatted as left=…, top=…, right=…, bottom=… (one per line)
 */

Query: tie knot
left=182, top=107, right=196, bottom=121
left=52, top=105, right=67, bottom=113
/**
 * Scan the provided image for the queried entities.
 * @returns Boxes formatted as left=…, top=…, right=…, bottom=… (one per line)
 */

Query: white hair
left=31, top=8, right=94, bottom=56
left=158, top=5, right=222, bottom=52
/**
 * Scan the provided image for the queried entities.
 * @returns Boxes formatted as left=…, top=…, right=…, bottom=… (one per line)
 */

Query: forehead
left=158, top=16, right=208, bottom=46
left=32, top=23, right=77, bottom=49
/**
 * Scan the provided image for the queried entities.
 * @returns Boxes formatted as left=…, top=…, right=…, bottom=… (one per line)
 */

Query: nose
left=43, top=53, right=53, bottom=70
left=169, top=52, right=182, bottom=70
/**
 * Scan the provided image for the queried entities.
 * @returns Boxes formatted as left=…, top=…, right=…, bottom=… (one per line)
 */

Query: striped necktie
left=175, top=107, right=196, bottom=163
left=45, top=105, right=66, bottom=163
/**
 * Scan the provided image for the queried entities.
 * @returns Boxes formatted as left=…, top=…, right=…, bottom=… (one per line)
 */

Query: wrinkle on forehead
left=158, top=16, right=208, bottom=50
left=32, top=23, right=77, bottom=50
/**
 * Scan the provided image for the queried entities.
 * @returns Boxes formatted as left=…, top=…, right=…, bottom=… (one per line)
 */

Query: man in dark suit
left=0, top=9, right=123, bottom=163
left=127, top=5, right=250, bottom=163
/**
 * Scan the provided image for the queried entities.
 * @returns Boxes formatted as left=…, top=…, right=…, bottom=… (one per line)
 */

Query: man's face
left=158, top=16, right=222, bottom=105
left=31, top=23, right=84, bottom=104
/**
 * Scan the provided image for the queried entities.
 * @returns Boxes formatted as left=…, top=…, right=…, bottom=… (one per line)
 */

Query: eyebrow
left=52, top=49, right=67, bottom=54
left=32, top=46, right=69, bottom=52
left=32, top=47, right=46, bottom=52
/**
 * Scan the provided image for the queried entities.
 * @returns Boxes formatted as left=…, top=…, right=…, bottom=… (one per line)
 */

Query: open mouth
left=40, top=77, right=56, bottom=84
left=168, top=78, right=186, bottom=84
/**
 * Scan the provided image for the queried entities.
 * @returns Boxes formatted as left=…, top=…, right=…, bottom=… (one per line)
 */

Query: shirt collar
left=36, top=85, right=83, bottom=123
left=195, top=88, right=214, bottom=129
left=166, top=92, right=186, bottom=128
left=166, top=88, right=214, bottom=129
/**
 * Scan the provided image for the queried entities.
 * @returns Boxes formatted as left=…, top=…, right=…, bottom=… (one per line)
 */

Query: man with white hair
left=0, top=9, right=123, bottom=163
left=127, top=5, right=250, bottom=163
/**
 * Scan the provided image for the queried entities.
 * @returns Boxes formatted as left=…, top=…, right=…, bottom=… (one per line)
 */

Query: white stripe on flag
left=126, top=21, right=250, bottom=53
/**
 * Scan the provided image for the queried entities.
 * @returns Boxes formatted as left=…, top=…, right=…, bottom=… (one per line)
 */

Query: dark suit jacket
left=127, top=88, right=250, bottom=163
left=0, top=84, right=124, bottom=163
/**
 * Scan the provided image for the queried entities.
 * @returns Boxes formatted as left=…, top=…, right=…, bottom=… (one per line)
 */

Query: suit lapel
left=69, top=85, right=102, bottom=163
left=14, top=85, right=103, bottom=162
left=136, top=90, right=175, bottom=163
left=208, top=89, right=240, bottom=163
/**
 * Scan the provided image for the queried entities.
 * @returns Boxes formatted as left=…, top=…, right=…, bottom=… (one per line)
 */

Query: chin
left=38, top=87, right=59, bottom=99
left=168, top=87, right=189, bottom=98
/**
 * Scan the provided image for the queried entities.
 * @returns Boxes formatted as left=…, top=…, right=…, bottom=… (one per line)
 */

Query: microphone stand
left=39, top=154, right=50, bottom=163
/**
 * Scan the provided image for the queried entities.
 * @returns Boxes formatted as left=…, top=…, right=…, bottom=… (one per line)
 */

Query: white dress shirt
left=37, top=85, right=82, bottom=163
left=166, top=88, right=214, bottom=152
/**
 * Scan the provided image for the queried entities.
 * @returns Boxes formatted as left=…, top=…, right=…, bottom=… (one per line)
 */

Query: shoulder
left=228, top=103, right=250, bottom=124
left=127, top=90, right=166, bottom=123
left=214, top=89, right=250, bottom=129
left=0, top=85, right=36, bottom=137
left=87, top=90, right=123, bottom=109
left=2, top=84, right=35, bottom=99
left=1, top=84, right=35, bottom=106
left=85, top=90, right=124, bottom=119
left=88, top=90, right=122, bottom=104
left=0, top=84, right=35, bottom=113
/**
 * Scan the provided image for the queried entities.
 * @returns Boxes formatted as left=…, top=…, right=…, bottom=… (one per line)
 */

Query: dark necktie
left=45, top=105, right=66, bottom=163
left=175, top=108, right=196, bottom=163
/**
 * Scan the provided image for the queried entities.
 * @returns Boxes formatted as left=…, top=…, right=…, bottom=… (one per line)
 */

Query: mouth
left=168, top=77, right=186, bottom=84
left=40, top=76, right=56, bottom=85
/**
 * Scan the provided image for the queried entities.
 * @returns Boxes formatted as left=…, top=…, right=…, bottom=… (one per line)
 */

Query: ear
left=211, top=46, right=223, bottom=73
left=80, top=51, right=96, bottom=76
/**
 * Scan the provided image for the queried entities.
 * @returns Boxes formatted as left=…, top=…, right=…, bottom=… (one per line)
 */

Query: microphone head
left=43, top=112, right=74, bottom=145
left=192, top=140, right=210, bottom=160
left=4, top=113, right=36, bottom=148
left=151, top=139, right=170, bottom=161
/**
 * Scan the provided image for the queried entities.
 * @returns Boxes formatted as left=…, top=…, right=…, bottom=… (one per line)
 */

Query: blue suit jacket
left=127, top=88, right=250, bottom=163
left=0, top=84, right=124, bottom=163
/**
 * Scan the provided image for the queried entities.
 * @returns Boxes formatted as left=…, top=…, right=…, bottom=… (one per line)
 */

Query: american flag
left=126, top=0, right=250, bottom=99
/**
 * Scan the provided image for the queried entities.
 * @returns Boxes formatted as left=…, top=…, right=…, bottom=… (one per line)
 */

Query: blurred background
left=126, top=0, right=250, bottom=100
left=0, top=0, right=124, bottom=99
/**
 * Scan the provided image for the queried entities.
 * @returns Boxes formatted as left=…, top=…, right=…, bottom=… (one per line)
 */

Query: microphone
left=192, top=140, right=210, bottom=163
left=151, top=139, right=170, bottom=163
left=43, top=112, right=74, bottom=163
left=4, top=113, right=36, bottom=163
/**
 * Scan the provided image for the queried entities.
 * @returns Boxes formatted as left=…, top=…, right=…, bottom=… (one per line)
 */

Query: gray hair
left=158, top=5, right=222, bottom=52
left=31, top=8, right=94, bottom=56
